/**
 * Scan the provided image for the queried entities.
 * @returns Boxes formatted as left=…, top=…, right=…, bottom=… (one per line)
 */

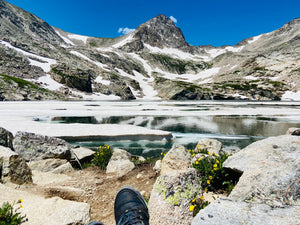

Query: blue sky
left=5, top=0, right=300, bottom=47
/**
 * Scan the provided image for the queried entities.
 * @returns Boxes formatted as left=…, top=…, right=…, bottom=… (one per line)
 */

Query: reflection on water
left=50, top=114, right=300, bottom=157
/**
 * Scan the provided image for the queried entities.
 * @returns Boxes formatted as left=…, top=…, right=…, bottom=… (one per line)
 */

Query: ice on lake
left=1, top=100, right=300, bottom=157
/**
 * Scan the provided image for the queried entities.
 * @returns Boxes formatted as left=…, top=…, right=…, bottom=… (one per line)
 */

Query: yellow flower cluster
left=17, top=198, right=23, bottom=208
left=189, top=204, right=195, bottom=211
left=189, top=195, right=205, bottom=212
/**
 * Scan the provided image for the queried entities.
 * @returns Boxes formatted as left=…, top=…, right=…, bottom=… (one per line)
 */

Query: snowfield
left=0, top=41, right=56, bottom=72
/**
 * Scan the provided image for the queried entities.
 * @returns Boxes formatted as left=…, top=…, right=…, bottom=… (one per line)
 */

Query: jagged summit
left=134, top=14, right=186, bottom=48
left=119, top=14, right=198, bottom=53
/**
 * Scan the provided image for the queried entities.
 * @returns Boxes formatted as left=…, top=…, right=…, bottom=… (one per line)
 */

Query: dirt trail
left=25, top=164, right=157, bottom=225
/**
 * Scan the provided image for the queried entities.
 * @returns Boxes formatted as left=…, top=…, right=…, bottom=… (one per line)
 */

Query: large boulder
left=28, top=159, right=74, bottom=174
left=13, top=131, right=72, bottom=161
left=224, top=135, right=300, bottom=206
left=0, top=127, right=13, bottom=149
left=0, top=146, right=32, bottom=185
left=161, top=145, right=191, bottom=175
left=149, top=168, right=202, bottom=225
left=192, top=198, right=300, bottom=225
left=192, top=135, right=300, bottom=225
left=71, top=146, right=95, bottom=165
left=0, top=183, right=90, bottom=225
left=196, top=139, right=223, bottom=155
left=106, top=148, right=135, bottom=178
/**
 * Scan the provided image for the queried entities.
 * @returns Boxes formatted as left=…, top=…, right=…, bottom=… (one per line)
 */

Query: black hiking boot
left=88, top=222, right=105, bottom=225
left=114, top=186, right=149, bottom=225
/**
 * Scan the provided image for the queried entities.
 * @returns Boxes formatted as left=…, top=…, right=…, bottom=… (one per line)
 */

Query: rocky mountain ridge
left=0, top=0, right=299, bottom=101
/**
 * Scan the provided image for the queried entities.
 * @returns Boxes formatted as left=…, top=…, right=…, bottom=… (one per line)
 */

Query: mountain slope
left=0, top=0, right=299, bottom=101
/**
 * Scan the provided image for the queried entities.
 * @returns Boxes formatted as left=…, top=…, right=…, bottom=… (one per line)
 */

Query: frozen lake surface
left=1, top=100, right=300, bottom=157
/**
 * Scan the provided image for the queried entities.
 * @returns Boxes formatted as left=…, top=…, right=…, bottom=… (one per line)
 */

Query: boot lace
left=117, top=209, right=147, bottom=225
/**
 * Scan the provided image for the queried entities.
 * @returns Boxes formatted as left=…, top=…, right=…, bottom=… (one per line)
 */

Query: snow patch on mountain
left=206, top=45, right=245, bottom=58
left=112, top=33, right=135, bottom=48
left=281, top=90, right=300, bottom=101
left=67, top=34, right=89, bottom=44
left=36, top=74, right=63, bottom=90
left=144, top=44, right=204, bottom=61
left=116, top=68, right=159, bottom=100
left=248, top=34, right=263, bottom=44
left=128, top=53, right=153, bottom=76
left=0, top=41, right=56, bottom=72
left=70, top=50, right=108, bottom=70
left=94, top=76, right=111, bottom=86
left=54, top=29, right=75, bottom=46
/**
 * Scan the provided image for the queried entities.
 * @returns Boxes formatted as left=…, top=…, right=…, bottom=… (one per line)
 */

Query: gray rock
left=161, top=145, right=191, bottom=175
left=0, top=127, right=13, bottom=149
left=192, top=198, right=300, bottom=225
left=106, top=148, right=135, bottom=178
left=192, top=135, right=300, bottom=225
left=13, top=131, right=72, bottom=161
left=149, top=168, right=202, bottom=225
left=286, top=127, right=300, bottom=136
left=196, top=139, right=223, bottom=155
left=28, top=158, right=74, bottom=174
left=0, top=146, right=32, bottom=185
left=153, top=159, right=162, bottom=174
left=224, top=135, right=300, bottom=206
left=0, top=183, right=90, bottom=225
left=71, top=146, right=95, bottom=165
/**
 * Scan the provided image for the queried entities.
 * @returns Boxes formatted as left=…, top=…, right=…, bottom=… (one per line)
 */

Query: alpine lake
left=37, top=100, right=300, bottom=158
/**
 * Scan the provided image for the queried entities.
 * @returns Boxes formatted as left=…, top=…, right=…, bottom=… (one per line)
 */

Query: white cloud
left=170, top=16, right=177, bottom=24
left=118, top=27, right=135, bottom=35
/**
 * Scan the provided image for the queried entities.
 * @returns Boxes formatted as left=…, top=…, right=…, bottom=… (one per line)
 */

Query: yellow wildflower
left=192, top=198, right=196, bottom=203
left=207, top=180, right=210, bottom=184
left=214, top=167, right=218, bottom=171
left=192, top=153, right=195, bottom=157
left=198, top=157, right=202, bottom=161
left=189, top=205, right=195, bottom=211
left=216, top=159, right=220, bottom=164
left=213, top=153, right=218, bottom=157
left=161, top=152, right=163, bottom=155
left=195, top=161, right=199, bottom=165
left=209, top=176, right=213, bottom=180
left=200, top=195, right=204, bottom=201
left=18, top=199, right=23, bottom=203
left=204, top=188, right=208, bottom=193
left=207, top=151, right=211, bottom=156
left=213, top=164, right=218, bottom=168
left=20, top=204, right=23, bottom=208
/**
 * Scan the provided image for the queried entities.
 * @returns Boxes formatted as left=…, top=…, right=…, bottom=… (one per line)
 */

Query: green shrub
left=193, top=152, right=230, bottom=191
left=91, top=145, right=113, bottom=170
left=0, top=201, right=27, bottom=225
left=188, top=146, right=241, bottom=215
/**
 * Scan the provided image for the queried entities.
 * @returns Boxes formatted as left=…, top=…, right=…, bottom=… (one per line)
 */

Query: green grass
left=0, top=74, right=51, bottom=93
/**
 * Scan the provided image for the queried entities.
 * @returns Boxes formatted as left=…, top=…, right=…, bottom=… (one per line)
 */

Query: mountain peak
left=133, top=14, right=188, bottom=49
